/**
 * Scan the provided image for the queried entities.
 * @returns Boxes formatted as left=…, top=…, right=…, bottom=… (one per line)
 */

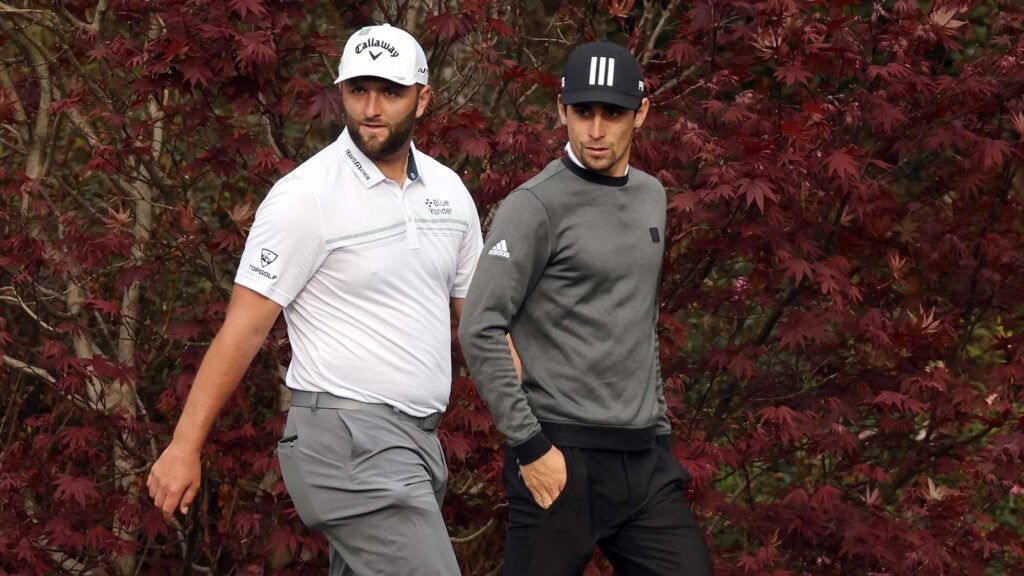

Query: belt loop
left=311, top=391, right=319, bottom=413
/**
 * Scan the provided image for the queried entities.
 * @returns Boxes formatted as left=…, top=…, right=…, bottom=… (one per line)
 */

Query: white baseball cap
left=335, top=24, right=429, bottom=86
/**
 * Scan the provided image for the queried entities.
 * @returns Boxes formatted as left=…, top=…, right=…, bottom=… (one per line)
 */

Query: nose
left=588, top=114, right=606, bottom=140
left=364, top=92, right=382, bottom=118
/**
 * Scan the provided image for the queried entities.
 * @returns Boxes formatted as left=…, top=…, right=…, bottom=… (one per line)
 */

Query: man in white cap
left=148, top=23, right=481, bottom=575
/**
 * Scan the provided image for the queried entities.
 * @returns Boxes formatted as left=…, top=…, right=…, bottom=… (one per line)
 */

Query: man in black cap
left=460, top=41, right=714, bottom=575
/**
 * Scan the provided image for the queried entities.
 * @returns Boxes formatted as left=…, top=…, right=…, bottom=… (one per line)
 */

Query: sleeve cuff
left=655, top=434, right=672, bottom=452
left=511, top=432, right=552, bottom=465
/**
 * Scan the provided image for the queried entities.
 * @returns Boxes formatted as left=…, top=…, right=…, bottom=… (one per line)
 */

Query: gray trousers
left=277, top=404, right=460, bottom=575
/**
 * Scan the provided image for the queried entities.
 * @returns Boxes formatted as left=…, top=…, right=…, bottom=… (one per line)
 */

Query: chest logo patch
left=488, top=239, right=511, bottom=258
left=425, top=198, right=453, bottom=215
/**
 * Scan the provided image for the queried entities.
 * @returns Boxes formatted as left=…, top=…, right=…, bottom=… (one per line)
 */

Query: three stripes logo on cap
left=589, top=56, right=616, bottom=87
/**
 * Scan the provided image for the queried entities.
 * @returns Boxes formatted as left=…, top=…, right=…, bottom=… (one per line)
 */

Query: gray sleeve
left=458, top=190, right=552, bottom=462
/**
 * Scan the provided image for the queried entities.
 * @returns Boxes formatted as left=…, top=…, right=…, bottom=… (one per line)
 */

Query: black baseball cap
left=561, top=41, right=645, bottom=110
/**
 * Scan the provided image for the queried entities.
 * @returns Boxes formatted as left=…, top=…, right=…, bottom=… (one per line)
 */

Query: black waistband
left=539, top=421, right=658, bottom=451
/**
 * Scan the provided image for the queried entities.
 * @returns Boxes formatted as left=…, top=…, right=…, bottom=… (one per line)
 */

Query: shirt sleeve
left=450, top=183, right=483, bottom=298
left=458, top=189, right=553, bottom=464
left=234, top=180, right=326, bottom=307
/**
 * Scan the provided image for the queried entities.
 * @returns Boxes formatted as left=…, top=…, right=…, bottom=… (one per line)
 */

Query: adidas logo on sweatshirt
left=488, top=239, right=510, bottom=258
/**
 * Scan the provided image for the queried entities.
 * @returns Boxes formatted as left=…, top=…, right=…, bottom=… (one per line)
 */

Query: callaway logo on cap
left=561, top=41, right=645, bottom=110
left=335, top=24, right=429, bottom=86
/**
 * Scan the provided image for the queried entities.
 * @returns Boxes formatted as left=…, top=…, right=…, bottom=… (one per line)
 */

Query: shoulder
left=254, top=149, right=340, bottom=232
left=515, top=158, right=570, bottom=198
left=628, top=166, right=665, bottom=193
left=628, top=167, right=667, bottom=208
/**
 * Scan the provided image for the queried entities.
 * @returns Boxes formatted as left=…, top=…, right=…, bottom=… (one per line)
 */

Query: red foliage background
left=2, top=1, right=1023, bottom=574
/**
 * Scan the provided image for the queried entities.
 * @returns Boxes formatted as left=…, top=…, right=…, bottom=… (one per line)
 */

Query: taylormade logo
left=345, top=148, right=371, bottom=181
left=488, top=239, right=510, bottom=258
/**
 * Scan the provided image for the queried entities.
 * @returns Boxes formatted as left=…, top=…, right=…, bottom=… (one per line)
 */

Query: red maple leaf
left=307, top=89, right=342, bottom=124
left=230, top=0, right=268, bottom=18
left=460, top=135, right=491, bottom=158
left=777, top=310, right=827, bottom=350
left=870, top=391, right=927, bottom=414
left=774, top=63, right=813, bottom=86
left=427, top=13, right=473, bottom=41
left=236, top=31, right=277, bottom=69
left=825, top=149, right=860, bottom=181
left=738, top=178, right=777, bottom=213
left=976, top=138, right=1013, bottom=169
left=179, top=63, right=214, bottom=88
left=439, top=431, right=473, bottom=463
left=53, top=474, right=99, bottom=506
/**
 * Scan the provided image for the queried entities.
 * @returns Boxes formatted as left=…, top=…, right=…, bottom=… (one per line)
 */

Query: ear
left=633, top=97, right=650, bottom=129
left=557, top=95, right=568, bottom=126
left=415, top=85, right=432, bottom=118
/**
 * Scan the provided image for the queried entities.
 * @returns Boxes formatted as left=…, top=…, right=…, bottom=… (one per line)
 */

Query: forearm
left=460, top=321, right=546, bottom=459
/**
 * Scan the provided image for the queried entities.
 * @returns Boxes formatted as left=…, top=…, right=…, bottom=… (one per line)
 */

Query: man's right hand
left=148, top=443, right=201, bottom=520
left=519, top=446, right=567, bottom=509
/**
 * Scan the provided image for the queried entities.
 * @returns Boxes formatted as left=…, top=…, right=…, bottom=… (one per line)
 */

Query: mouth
left=584, top=146, right=610, bottom=156
left=361, top=123, right=388, bottom=134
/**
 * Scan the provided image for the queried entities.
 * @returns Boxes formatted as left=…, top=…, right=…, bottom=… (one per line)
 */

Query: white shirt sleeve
left=234, top=179, right=327, bottom=307
left=450, top=183, right=483, bottom=298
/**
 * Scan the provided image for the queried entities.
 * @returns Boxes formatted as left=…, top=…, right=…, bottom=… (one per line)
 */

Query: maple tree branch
left=0, top=287, right=57, bottom=332
left=50, top=2, right=89, bottom=31
left=952, top=165, right=1017, bottom=366
left=886, top=424, right=998, bottom=498
left=0, top=65, right=28, bottom=129
left=449, top=517, right=495, bottom=544
left=91, top=0, right=109, bottom=33
left=0, top=15, right=54, bottom=192
left=2, top=353, right=56, bottom=383
left=642, top=0, right=683, bottom=66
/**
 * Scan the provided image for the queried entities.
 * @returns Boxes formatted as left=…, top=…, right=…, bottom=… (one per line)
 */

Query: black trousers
left=502, top=445, right=713, bottom=576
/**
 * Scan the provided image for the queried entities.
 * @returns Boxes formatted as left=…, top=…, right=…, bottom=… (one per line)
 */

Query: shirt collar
left=407, top=141, right=422, bottom=184
left=339, top=128, right=423, bottom=188
left=564, top=142, right=629, bottom=176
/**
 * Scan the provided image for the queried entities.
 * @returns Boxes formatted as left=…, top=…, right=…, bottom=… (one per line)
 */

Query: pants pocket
left=543, top=447, right=577, bottom=514
left=657, top=446, right=692, bottom=487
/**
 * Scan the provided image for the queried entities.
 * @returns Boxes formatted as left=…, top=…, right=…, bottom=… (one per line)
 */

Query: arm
left=459, top=190, right=565, bottom=506
left=147, top=285, right=281, bottom=518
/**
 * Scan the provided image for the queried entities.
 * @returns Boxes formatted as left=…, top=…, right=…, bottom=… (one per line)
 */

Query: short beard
left=346, top=107, right=418, bottom=160
left=580, top=153, right=616, bottom=173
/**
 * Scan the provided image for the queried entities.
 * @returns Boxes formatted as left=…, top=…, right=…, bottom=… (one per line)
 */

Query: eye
left=572, top=105, right=592, bottom=117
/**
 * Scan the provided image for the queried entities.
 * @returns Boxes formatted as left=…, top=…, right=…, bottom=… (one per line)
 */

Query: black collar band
left=560, top=156, right=628, bottom=187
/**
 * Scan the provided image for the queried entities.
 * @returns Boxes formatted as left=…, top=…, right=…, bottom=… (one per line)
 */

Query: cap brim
left=562, top=89, right=642, bottom=110
left=334, top=70, right=418, bottom=86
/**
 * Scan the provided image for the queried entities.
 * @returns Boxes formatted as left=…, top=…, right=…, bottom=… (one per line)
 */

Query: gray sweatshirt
left=459, top=156, right=669, bottom=464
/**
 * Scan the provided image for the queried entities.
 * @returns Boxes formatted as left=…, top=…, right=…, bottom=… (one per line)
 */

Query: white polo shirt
left=234, top=128, right=483, bottom=416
